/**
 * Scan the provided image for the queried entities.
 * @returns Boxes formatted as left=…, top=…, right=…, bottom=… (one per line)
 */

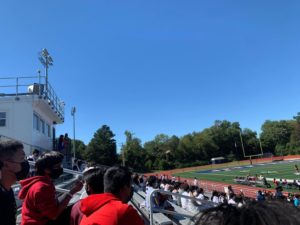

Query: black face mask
left=50, top=168, right=63, bottom=179
left=16, top=160, right=30, bottom=180
left=125, top=186, right=134, bottom=203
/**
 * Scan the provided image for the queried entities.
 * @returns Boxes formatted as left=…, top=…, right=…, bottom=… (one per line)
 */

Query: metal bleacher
left=15, top=163, right=215, bottom=225
left=131, top=188, right=217, bottom=225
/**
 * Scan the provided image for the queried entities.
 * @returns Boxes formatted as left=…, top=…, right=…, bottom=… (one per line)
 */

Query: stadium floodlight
left=39, top=48, right=53, bottom=93
left=71, top=106, right=76, bottom=166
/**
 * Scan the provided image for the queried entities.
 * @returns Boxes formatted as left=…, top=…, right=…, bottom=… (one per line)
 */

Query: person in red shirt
left=80, top=166, right=144, bottom=225
left=19, top=151, right=83, bottom=225
left=70, top=167, right=106, bottom=225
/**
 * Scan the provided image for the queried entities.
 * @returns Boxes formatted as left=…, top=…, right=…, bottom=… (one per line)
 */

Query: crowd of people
left=132, top=175, right=249, bottom=214
left=1, top=139, right=300, bottom=225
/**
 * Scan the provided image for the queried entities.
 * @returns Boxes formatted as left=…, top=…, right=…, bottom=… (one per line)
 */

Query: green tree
left=71, top=139, right=86, bottom=160
left=121, top=131, right=147, bottom=172
left=260, top=120, right=293, bottom=155
left=85, top=125, right=117, bottom=166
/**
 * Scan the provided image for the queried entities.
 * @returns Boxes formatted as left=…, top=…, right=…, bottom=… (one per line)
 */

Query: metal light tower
left=239, top=129, right=246, bottom=158
left=39, top=48, right=53, bottom=93
left=71, top=107, right=76, bottom=164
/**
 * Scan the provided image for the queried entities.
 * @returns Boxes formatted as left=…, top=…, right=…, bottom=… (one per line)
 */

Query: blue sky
left=1, top=1, right=300, bottom=148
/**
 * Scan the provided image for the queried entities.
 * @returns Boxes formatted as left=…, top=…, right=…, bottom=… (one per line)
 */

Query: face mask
left=125, top=186, right=134, bottom=203
left=50, top=167, right=63, bottom=179
left=16, top=160, right=30, bottom=180
left=0, top=161, right=3, bottom=179
left=85, top=184, right=91, bottom=195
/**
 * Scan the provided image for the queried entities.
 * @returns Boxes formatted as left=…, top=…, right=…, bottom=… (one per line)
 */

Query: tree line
left=71, top=112, right=300, bottom=172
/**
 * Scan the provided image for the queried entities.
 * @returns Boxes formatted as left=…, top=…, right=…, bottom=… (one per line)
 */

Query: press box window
left=0, top=112, right=6, bottom=127
left=40, top=119, right=45, bottom=134
left=33, top=113, right=40, bottom=131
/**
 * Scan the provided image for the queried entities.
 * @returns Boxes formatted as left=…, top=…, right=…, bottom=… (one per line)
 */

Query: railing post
left=16, top=77, right=19, bottom=96
left=149, top=190, right=154, bottom=225
left=38, top=70, right=41, bottom=96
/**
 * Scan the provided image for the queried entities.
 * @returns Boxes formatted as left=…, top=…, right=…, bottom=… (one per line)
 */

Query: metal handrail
left=0, top=75, right=64, bottom=120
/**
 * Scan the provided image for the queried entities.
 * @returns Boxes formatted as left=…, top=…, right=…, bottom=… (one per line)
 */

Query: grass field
left=174, top=160, right=300, bottom=191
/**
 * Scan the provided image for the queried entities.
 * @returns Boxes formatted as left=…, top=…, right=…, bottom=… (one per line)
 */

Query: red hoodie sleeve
left=34, top=184, right=58, bottom=219
left=120, top=205, right=144, bottom=225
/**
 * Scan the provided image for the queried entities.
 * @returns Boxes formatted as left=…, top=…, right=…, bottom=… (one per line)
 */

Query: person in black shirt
left=0, top=140, right=29, bottom=225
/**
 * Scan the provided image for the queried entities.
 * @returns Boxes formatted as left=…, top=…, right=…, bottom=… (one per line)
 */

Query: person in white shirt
left=196, top=188, right=205, bottom=200
left=171, top=183, right=180, bottom=203
left=180, top=183, right=190, bottom=210
left=219, top=192, right=227, bottom=204
left=193, top=177, right=199, bottom=187
left=211, top=190, right=220, bottom=204
left=228, top=193, right=237, bottom=205
left=187, top=186, right=201, bottom=213
left=145, top=176, right=160, bottom=211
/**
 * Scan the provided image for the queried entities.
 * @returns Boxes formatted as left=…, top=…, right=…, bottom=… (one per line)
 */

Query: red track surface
left=146, top=155, right=300, bottom=199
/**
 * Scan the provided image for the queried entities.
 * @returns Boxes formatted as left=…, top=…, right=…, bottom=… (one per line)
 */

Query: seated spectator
left=132, top=174, right=140, bottom=192
left=195, top=201, right=300, bottom=225
left=228, top=193, right=237, bottom=205
left=294, top=194, right=300, bottom=207
left=286, top=193, right=294, bottom=203
left=235, top=194, right=245, bottom=208
left=80, top=166, right=144, bottom=225
left=218, top=192, right=227, bottom=204
left=187, top=186, right=201, bottom=213
left=19, top=151, right=83, bottom=225
left=275, top=186, right=284, bottom=200
left=139, top=175, right=146, bottom=191
left=70, top=167, right=106, bottom=225
left=177, top=182, right=185, bottom=206
left=196, top=188, right=205, bottom=201
left=211, top=191, right=219, bottom=204
left=193, top=177, right=199, bottom=186
left=145, top=176, right=160, bottom=211
left=171, top=182, right=180, bottom=203
left=180, top=183, right=190, bottom=210
left=256, top=190, right=265, bottom=202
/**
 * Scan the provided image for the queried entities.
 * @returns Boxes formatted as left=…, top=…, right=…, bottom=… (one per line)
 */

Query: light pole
left=120, top=143, right=125, bottom=167
left=71, top=107, right=76, bottom=167
left=39, top=48, right=53, bottom=93
left=239, top=129, right=246, bottom=158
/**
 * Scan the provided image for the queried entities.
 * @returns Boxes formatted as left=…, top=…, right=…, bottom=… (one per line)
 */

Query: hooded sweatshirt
left=18, top=176, right=57, bottom=225
left=80, top=193, right=144, bottom=225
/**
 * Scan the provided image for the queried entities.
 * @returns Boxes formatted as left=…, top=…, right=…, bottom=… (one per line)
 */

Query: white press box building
left=0, top=75, right=64, bottom=155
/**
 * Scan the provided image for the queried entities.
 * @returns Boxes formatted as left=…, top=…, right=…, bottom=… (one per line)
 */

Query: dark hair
left=104, top=166, right=132, bottom=195
left=132, top=174, right=139, bottom=185
left=189, top=185, right=198, bottom=193
left=83, top=167, right=106, bottom=194
left=148, top=176, right=157, bottom=187
left=195, top=201, right=300, bottom=225
left=35, top=151, right=63, bottom=175
left=0, top=140, right=23, bottom=160
left=33, top=149, right=40, bottom=154
left=180, top=183, right=189, bottom=192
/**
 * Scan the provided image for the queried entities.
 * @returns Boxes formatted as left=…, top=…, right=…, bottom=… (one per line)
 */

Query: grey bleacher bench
left=168, top=201, right=195, bottom=225
left=131, top=192, right=173, bottom=225
left=137, top=190, right=146, bottom=198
